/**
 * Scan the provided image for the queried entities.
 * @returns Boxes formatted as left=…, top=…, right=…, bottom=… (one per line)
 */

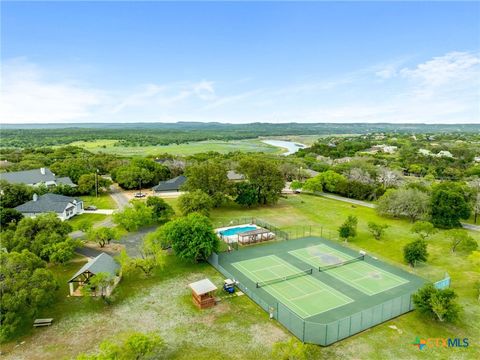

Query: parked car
left=134, top=192, right=146, bottom=198
left=85, top=205, right=97, bottom=211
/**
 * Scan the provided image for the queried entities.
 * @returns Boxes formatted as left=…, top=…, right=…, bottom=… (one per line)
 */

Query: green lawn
left=209, top=194, right=480, bottom=359
left=3, top=194, right=479, bottom=360
left=67, top=213, right=108, bottom=231
left=66, top=139, right=281, bottom=156
left=79, top=194, right=117, bottom=209
left=1, top=255, right=291, bottom=360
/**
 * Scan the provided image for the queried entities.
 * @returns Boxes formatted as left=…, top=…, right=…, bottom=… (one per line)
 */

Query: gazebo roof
left=189, top=278, right=217, bottom=295
left=238, top=228, right=270, bottom=237
left=68, top=252, right=120, bottom=282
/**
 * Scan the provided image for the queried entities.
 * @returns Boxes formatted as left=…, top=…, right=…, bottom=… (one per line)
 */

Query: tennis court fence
left=208, top=252, right=416, bottom=346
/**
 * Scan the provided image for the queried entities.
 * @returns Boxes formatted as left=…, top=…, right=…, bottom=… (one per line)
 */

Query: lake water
left=261, top=139, right=307, bottom=155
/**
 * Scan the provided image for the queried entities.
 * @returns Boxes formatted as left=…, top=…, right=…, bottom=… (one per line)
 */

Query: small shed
left=188, top=278, right=217, bottom=309
left=68, top=253, right=121, bottom=297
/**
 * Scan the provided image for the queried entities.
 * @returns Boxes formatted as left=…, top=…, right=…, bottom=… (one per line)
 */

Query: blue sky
left=1, top=1, right=479, bottom=124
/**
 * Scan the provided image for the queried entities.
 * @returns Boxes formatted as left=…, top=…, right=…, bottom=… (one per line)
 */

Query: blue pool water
left=220, top=226, right=256, bottom=236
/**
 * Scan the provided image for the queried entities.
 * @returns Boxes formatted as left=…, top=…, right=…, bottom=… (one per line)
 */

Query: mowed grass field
left=79, top=194, right=118, bottom=209
left=66, top=139, right=281, bottom=156
left=207, top=194, right=480, bottom=359
left=3, top=194, right=479, bottom=360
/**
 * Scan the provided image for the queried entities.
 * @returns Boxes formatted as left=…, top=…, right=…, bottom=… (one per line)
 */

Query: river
left=261, top=139, right=308, bottom=156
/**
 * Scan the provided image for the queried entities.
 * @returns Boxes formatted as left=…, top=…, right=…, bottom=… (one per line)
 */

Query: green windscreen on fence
left=208, top=235, right=426, bottom=346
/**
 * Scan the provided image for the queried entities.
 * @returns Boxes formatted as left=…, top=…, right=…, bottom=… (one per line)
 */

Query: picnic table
left=33, top=318, right=53, bottom=327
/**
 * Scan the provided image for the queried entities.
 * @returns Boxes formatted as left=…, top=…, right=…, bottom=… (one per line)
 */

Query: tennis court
left=289, top=244, right=409, bottom=295
left=213, top=236, right=426, bottom=345
left=232, top=255, right=353, bottom=318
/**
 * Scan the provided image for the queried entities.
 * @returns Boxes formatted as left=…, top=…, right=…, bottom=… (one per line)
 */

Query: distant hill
left=1, top=122, right=479, bottom=148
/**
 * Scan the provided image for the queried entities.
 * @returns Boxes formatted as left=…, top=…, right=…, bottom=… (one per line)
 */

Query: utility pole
left=95, top=169, right=99, bottom=198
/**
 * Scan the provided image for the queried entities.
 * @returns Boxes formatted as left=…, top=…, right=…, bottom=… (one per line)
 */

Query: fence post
left=302, top=320, right=306, bottom=343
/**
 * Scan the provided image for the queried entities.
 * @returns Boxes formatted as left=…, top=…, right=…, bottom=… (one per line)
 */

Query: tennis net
left=318, top=255, right=365, bottom=272
left=256, top=269, right=313, bottom=288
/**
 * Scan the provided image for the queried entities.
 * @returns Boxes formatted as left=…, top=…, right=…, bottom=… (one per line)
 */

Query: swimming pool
left=220, top=226, right=257, bottom=236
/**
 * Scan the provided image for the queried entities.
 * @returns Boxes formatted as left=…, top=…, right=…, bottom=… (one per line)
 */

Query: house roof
left=189, top=278, right=217, bottom=295
left=227, top=170, right=245, bottom=181
left=56, top=177, right=77, bottom=187
left=1, top=168, right=56, bottom=184
left=15, top=193, right=82, bottom=214
left=68, top=253, right=120, bottom=282
left=152, top=175, right=187, bottom=192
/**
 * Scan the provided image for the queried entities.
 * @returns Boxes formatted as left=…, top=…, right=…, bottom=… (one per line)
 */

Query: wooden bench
left=33, top=318, right=53, bottom=327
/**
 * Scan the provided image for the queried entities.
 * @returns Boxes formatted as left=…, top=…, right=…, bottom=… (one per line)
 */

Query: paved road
left=109, top=184, right=130, bottom=210
left=461, top=223, right=480, bottom=231
left=112, top=225, right=158, bottom=258
left=314, top=192, right=478, bottom=232
left=84, top=209, right=115, bottom=215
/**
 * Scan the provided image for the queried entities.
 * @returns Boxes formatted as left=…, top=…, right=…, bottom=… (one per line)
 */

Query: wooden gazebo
left=68, top=252, right=121, bottom=297
left=188, top=278, right=217, bottom=309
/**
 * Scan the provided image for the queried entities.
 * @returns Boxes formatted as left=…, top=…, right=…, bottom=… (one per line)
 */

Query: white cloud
left=400, top=51, right=480, bottom=87
left=1, top=52, right=479, bottom=124
left=1, top=59, right=104, bottom=123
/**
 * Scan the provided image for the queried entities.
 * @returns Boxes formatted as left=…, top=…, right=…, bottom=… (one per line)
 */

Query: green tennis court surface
left=232, top=255, right=352, bottom=318
left=289, top=244, right=409, bottom=295
left=214, top=236, right=426, bottom=345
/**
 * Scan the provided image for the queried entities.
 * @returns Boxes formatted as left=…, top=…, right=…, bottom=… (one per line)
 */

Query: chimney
left=40, top=167, right=46, bottom=175
left=33, top=193, right=38, bottom=202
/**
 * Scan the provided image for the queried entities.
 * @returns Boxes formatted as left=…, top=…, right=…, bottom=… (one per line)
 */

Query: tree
left=473, top=192, right=480, bottom=224
left=84, top=272, right=114, bottom=300
left=160, top=213, right=219, bottom=262
left=272, top=338, right=311, bottom=360
left=88, top=227, right=119, bottom=247
left=183, top=161, right=230, bottom=206
left=235, top=182, right=260, bottom=207
left=338, top=215, right=357, bottom=242
left=76, top=332, right=165, bottom=360
left=411, top=221, right=436, bottom=241
left=0, top=180, right=32, bottom=208
left=377, top=188, right=430, bottom=222
left=290, top=180, right=303, bottom=191
left=377, top=167, right=403, bottom=188
left=430, top=182, right=471, bottom=228
left=346, top=168, right=374, bottom=185
left=0, top=250, right=58, bottom=340
left=113, top=165, right=154, bottom=190
left=367, top=222, right=389, bottom=240
left=318, top=170, right=347, bottom=192
left=0, top=208, right=23, bottom=228
left=403, top=240, right=428, bottom=267
left=412, top=284, right=461, bottom=322
left=446, top=229, right=478, bottom=253
left=470, top=178, right=480, bottom=224
left=77, top=173, right=112, bottom=196
left=302, top=176, right=323, bottom=193
left=238, top=157, right=285, bottom=205
left=44, top=238, right=82, bottom=264
left=132, top=236, right=166, bottom=277
left=4, top=213, right=75, bottom=263
left=113, top=200, right=154, bottom=232
left=178, top=190, right=213, bottom=216
left=146, top=196, right=174, bottom=223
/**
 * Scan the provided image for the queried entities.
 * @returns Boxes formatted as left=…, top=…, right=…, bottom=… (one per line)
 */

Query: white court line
left=233, top=255, right=353, bottom=318
left=290, top=244, right=408, bottom=295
